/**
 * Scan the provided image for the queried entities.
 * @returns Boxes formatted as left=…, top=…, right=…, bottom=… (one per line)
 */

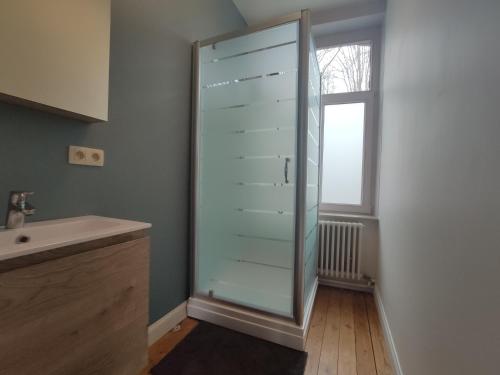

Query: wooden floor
left=141, top=286, right=393, bottom=375
left=304, top=286, right=393, bottom=375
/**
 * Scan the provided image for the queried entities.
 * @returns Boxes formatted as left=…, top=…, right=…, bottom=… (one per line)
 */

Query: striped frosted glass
left=202, top=99, right=296, bottom=133
left=304, top=36, right=321, bottom=305
left=202, top=72, right=296, bottom=110
left=200, top=23, right=298, bottom=63
left=202, top=43, right=297, bottom=87
left=196, top=22, right=299, bottom=317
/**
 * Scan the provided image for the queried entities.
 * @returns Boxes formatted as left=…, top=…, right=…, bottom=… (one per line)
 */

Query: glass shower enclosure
left=189, top=10, right=320, bottom=348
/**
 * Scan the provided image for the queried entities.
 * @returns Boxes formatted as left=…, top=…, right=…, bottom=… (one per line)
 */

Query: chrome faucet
left=5, top=191, right=36, bottom=229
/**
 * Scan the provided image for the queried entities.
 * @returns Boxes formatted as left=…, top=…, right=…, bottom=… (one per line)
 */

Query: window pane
left=321, top=103, right=365, bottom=205
left=317, top=43, right=371, bottom=94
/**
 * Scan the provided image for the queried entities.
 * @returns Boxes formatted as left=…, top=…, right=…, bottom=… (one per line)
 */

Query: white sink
left=0, top=216, right=151, bottom=261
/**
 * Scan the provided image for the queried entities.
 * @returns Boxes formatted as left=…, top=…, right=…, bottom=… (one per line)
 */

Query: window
left=317, top=31, right=380, bottom=215
left=322, top=103, right=365, bottom=205
left=318, top=42, right=371, bottom=94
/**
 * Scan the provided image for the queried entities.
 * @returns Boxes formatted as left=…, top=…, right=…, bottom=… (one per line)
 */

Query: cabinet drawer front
left=0, top=236, right=150, bottom=375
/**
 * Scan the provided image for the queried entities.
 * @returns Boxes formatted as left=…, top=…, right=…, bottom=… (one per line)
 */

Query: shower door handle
left=284, top=157, right=291, bottom=184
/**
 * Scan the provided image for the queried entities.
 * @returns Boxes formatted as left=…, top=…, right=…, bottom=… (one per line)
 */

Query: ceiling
left=231, top=0, right=383, bottom=25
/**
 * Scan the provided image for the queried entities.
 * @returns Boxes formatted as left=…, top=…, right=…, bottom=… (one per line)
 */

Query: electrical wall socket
left=68, top=145, right=104, bottom=167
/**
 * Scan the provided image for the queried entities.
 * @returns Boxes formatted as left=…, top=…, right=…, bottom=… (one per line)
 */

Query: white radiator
left=318, top=221, right=364, bottom=281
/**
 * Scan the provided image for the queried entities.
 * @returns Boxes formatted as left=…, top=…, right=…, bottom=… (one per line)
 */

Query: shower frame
left=188, top=9, right=320, bottom=350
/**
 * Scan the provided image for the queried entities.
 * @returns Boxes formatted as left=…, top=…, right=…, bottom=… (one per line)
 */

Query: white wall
left=378, top=0, right=500, bottom=374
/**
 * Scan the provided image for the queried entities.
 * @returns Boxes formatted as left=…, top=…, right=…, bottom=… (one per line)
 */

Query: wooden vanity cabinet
left=0, top=232, right=149, bottom=375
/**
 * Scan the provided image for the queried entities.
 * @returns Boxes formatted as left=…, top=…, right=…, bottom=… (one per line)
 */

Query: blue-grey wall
left=0, top=0, right=245, bottom=323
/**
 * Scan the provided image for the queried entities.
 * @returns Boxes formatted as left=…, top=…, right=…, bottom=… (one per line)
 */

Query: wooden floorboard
left=353, top=293, right=377, bottom=375
left=365, top=295, right=394, bottom=375
left=318, top=288, right=341, bottom=375
left=304, top=286, right=330, bottom=375
left=338, top=291, right=357, bottom=375
left=141, top=286, right=393, bottom=375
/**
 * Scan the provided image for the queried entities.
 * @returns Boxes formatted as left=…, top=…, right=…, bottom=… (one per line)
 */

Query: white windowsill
left=319, top=212, right=379, bottom=221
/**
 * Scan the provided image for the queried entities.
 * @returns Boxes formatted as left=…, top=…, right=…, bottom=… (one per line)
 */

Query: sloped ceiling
left=232, top=0, right=382, bottom=25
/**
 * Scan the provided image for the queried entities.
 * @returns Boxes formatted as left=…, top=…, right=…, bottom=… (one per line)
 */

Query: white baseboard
left=187, top=278, right=318, bottom=351
left=373, top=287, right=403, bottom=375
left=148, top=301, right=187, bottom=346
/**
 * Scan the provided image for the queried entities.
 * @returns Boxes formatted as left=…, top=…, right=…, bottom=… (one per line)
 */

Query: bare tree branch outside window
left=317, top=43, right=371, bottom=94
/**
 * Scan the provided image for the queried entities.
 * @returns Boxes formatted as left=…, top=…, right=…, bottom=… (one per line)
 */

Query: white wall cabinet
left=0, top=0, right=111, bottom=122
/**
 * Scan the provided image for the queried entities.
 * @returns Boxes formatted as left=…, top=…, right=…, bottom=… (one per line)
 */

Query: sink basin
left=0, top=216, right=151, bottom=261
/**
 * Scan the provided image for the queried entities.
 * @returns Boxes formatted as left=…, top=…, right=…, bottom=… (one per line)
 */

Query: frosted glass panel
left=195, top=22, right=299, bottom=317
left=304, top=36, right=320, bottom=304
left=322, top=103, right=365, bottom=205
left=203, top=99, right=296, bottom=132
left=202, top=43, right=298, bottom=86
left=202, top=72, right=296, bottom=110
left=201, top=22, right=297, bottom=63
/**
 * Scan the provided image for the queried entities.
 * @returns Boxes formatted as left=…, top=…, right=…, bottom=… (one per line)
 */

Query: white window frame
left=316, top=27, right=381, bottom=215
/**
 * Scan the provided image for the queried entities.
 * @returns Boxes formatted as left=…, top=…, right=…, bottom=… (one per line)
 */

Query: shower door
left=192, top=21, right=299, bottom=317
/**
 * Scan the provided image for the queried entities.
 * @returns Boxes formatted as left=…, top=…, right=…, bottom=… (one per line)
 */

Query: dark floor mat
left=151, top=322, right=307, bottom=375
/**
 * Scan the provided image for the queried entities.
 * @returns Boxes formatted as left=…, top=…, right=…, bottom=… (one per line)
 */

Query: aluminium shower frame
left=189, top=9, right=319, bottom=348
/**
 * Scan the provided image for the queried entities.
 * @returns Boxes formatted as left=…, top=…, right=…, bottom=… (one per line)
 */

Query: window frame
left=316, top=28, right=381, bottom=215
